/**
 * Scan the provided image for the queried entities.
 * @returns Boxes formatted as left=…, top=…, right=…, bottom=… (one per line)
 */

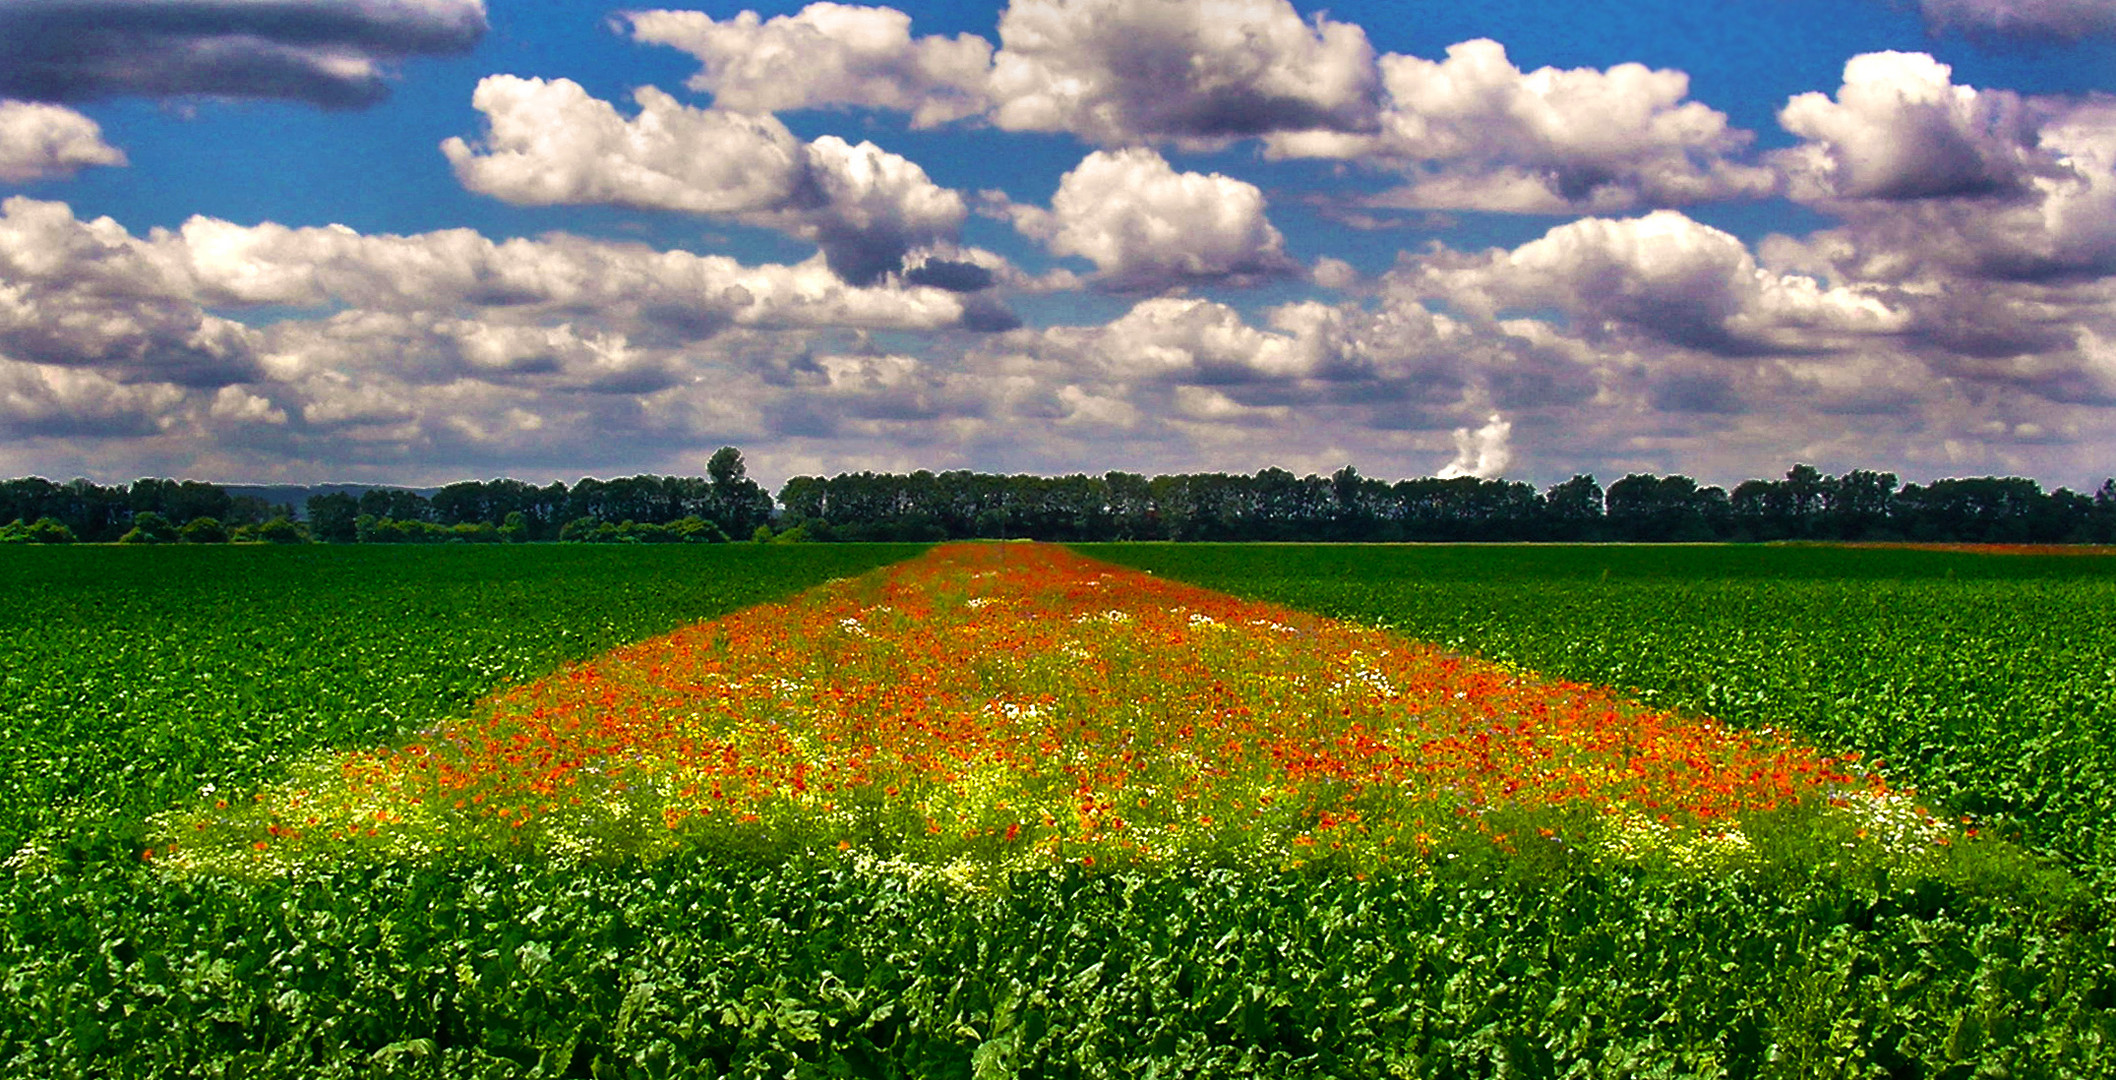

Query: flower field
left=5, top=541, right=2116, bottom=1077
left=161, top=543, right=1924, bottom=880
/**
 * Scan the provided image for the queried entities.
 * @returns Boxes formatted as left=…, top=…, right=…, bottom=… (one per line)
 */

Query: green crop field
left=4, top=542, right=2115, bottom=1078
left=1080, top=544, right=2116, bottom=889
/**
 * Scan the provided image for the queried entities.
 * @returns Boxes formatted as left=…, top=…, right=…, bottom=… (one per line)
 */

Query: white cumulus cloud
left=1776, top=52, right=2051, bottom=202
left=1269, top=39, right=1775, bottom=213
left=628, top=0, right=1380, bottom=148
left=441, top=76, right=968, bottom=285
left=1437, top=413, right=1512, bottom=478
left=623, top=3, right=992, bottom=128
left=1767, top=56, right=2116, bottom=286
left=1004, top=148, right=1299, bottom=291
left=1423, top=210, right=1908, bottom=355
left=986, top=0, right=1379, bottom=145
left=0, top=100, right=127, bottom=182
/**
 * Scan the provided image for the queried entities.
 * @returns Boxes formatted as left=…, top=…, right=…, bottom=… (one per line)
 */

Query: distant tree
left=1895, top=477, right=2044, bottom=543
left=706, top=446, right=744, bottom=488
left=2044, top=487, right=2098, bottom=543
left=129, top=478, right=233, bottom=525
left=446, top=522, right=502, bottom=543
left=1784, top=464, right=1828, bottom=531
left=1606, top=474, right=1726, bottom=542
left=1821, top=469, right=1898, bottom=540
left=706, top=447, right=774, bottom=536
left=1543, top=475, right=1604, bottom=541
left=665, top=516, right=730, bottom=543
left=224, top=494, right=275, bottom=526
left=1107, top=471, right=1157, bottom=540
left=430, top=481, right=489, bottom=526
left=2091, top=479, right=2116, bottom=544
left=27, top=517, right=76, bottom=543
left=256, top=516, right=308, bottom=544
left=358, top=488, right=432, bottom=523
left=305, top=492, right=360, bottom=543
left=118, top=511, right=180, bottom=544
left=180, top=516, right=229, bottom=543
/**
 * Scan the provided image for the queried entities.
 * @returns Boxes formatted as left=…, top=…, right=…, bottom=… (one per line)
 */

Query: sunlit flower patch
left=152, top=542, right=1941, bottom=877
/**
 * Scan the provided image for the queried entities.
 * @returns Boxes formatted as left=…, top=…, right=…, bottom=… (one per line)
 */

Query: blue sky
left=2, top=0, right=2114, bottom=490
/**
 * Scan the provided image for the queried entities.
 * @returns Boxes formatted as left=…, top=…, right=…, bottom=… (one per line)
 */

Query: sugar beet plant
left=6, top=541, right=2116, bottom=1077
left=0, top=543, right=925, bottom=859
left=1081, top=544, right=2116, bottom=889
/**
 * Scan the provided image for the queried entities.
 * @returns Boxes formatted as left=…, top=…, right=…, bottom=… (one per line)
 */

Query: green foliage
left=254, top=516, right=309, bottom=544
left=3, top=853, right=2113, bottom=1078
left=559, top=516, right=729, bottom=543
left=5, top=516, right=79, bottom=543
left=179, top=516, right=228, bottom=544
left=118, top=512, right=180, bottom=545
left=0, top=544, right=926, bottom=857
left=1080, top=544, right=2116, bottom=889
left=8, top=541, right=2116, bottom=1075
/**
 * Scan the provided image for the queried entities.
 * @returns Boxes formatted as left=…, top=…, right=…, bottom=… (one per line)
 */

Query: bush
left=25, top=517, right=75, bottom=544
left=180, top=516, right=229, bottom=543
left=117, top=511, right=179, bottom=545
left=256, top=516, right=308, bottom=544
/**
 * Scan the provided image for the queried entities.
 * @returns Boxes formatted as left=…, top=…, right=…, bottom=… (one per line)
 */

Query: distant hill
left=223, top=484, right=440, bottom=520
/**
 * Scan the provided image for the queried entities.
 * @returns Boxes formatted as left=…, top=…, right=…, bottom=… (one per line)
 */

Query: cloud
left=165, top=213, right=986, bottom=335
left=1003, top=148, right=1299, bottom=291
left=1422, top=210, right=1908, bottom=355
left=0, top=196, right=263, bottom=387
left=628, top=0, right=1379, bottom=147
left=0, top=193, right=1012, bottom=471
left=0, top=198, right=1469, bottom=473
left=1437, top=413, right=1512, bottom=478
left=442, top=76, right=967, bottom=285
left=1911, top=0, right=2116, bottom=41
left=1269, top=39, right=1775, bottom=213
left=0, top=358, right=187, bottom=438
left=1076, top=297, right=1323, bottom=382
left=622, top=3, right=992, bottom=129
left=0, top=0, right=487, bottom=108
left=619, top=0, right=1766, bottom=218
left=1776, top=52, right=2051, bottom=202
left=1768, top=58, right=2116, bottom=284
left=0, top=100, right=127, bottom=182
left=209, top=385, right=288, bottom=425
left=986, top=0, right=1379, bottom=145
left=1021, top=288, right=1492, bottom=430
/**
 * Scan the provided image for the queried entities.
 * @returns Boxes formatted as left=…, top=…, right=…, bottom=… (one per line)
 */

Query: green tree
left=1543, top=475, right=1604, bottom=541
left=256, top=516, right=308, bottom=544
left=118, top=511, right=179, bottom=544
left=180, top=516, right=229, bottom=543
left=27, top=517, right=76, bottom=543
left=305, top=492, right=359, bottom=543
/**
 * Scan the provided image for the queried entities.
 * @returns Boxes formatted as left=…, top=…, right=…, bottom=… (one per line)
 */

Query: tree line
left=5, top=454, right=2114, bottom=545
left=778, top=464, right=2116, bottom=544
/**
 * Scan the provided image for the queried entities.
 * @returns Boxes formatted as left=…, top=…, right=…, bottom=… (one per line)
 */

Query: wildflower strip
left=157, top=542, right=1908, bottom=874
